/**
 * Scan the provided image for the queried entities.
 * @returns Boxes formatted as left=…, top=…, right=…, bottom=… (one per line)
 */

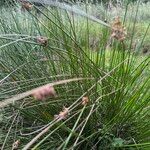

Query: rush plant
left=0, top=1, right=149, bottom=150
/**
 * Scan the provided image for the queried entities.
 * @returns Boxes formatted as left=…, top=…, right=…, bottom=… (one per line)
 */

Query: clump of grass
left=0, top=1, right=150, bottom=150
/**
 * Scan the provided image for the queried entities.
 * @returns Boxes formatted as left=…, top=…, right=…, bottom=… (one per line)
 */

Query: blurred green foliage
left=0, top=0, right=16, bottom=6
left=0, top=0, right=149, bottom=7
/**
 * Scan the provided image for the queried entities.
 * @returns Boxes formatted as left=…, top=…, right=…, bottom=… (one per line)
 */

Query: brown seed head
left=21, top=1, right=33, bottom=11
left=54, top=107, right=69, bottom=120
left=111, top=16, right=127, bottom=42
left=82, top=96, right=89, bottom=105
left=12, top=140, right=20, bottom=150
left=36, top=36, right=48, bottom=47
left=32, top=85, right=56, bottom=100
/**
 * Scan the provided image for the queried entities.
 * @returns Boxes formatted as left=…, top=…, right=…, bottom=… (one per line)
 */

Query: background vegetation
left=0, top=0, right=149, bottom=6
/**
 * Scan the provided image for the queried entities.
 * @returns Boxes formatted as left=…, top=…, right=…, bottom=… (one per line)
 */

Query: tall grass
left=0, top=1, right=150, bottom=149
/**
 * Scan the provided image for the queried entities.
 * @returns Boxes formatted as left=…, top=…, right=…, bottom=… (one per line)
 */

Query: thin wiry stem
left=0, top=78, right=93, bottom=108
left=1, top=113, right=19, bottom=150
left=22, top=118, right=59, bottom=150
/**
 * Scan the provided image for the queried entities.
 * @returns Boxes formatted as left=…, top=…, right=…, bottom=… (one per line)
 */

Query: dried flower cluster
left=12, top=140, right=20, bottom=150
left=31, top=85, right=56, bottom=100
left=82, top=96, right=89, bottom=105
left=111, top=16, right=127, bottom=42
left=36, top=36, right=48, bottom=47
left=54, top=107, right=69, bottom=120
left=20, top=1, right=33, bottom=11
